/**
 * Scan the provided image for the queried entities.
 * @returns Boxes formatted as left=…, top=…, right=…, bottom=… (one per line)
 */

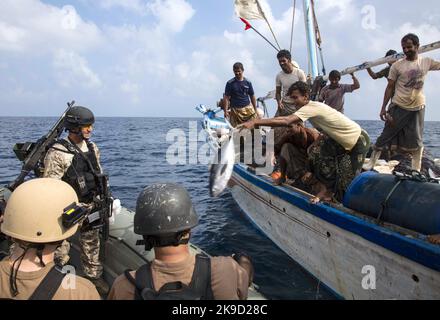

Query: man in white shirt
left=364, top=33, right=440, bottom=171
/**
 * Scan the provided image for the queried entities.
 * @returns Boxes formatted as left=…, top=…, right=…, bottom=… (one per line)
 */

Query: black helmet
left=134, top=183, right=199, bottom=236
left=65, top=106, right=95, bottom=130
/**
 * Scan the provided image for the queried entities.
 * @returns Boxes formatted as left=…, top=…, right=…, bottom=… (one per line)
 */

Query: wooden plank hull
left=230, top=164, right=440, bottom=299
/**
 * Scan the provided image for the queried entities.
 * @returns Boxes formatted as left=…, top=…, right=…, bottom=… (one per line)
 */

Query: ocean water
left=0, top=117, right=439, bottom=300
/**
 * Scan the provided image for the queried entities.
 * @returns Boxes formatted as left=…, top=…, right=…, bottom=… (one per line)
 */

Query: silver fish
left=209, top=135, right=235, bottom=197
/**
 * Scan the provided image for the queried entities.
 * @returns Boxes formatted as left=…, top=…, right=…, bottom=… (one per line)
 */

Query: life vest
left=124, top=254, right=214, bottom=300
left=51, top=139, right=101, bottom=203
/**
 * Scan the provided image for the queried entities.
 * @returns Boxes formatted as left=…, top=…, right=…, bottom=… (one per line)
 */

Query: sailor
left=0, top=178, right=100, bottom=300
left=42, top=106, right=109, bottom=295
left=238, top=81, right=370, bottom=203
left=107, top=183, right=253, bottom=300
left=366, top=49, right=398, bottom=80
left=222, top=62, right=259, bottom=127
left=364, top=33, right=440, bottom=172
left=318, top=70, right=360, bottom=114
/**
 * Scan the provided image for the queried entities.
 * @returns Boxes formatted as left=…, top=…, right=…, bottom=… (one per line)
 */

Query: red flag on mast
left=239, top=17, right=252, bottom=31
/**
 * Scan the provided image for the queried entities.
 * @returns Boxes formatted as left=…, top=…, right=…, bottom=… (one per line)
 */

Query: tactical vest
left=124, top=254, right=214, bottom=300
left=51, top=139, right=101, bottom=203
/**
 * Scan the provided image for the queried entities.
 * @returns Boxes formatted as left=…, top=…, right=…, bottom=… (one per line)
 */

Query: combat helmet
left=1, top=178, right=80, bottom=243
left=64, top=106, right=95, bottom=130
left=134, top=183, right=198, bottom=249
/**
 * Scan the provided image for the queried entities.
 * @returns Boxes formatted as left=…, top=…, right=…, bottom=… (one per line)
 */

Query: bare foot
left=273, top=175, right=286, bottom=186
left=310, top=189, right=333, bottom=204
left=427, top=234, right=440, bottom=245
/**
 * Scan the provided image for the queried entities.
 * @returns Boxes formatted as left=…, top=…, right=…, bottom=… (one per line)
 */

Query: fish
left=209, top=134, right=235, bottom=197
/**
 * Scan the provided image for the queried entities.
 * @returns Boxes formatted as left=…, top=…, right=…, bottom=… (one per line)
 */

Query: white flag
left=234, top=0, right=265, bottom=20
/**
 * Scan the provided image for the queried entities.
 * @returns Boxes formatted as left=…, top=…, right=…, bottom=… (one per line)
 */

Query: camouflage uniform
left=43, top=139, right=103, bottom=279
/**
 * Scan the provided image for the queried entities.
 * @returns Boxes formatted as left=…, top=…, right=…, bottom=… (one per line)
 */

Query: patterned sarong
left=308, top=130, right=370, bottom=201
left=229, top=104, right=257, bottom=127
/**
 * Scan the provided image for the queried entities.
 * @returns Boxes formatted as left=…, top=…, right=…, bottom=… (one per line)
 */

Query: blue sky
left=1, top=0, right=439, bottom=120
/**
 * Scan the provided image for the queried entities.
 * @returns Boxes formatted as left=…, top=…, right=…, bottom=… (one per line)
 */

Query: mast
left=302, top=0, right=319, bottom=79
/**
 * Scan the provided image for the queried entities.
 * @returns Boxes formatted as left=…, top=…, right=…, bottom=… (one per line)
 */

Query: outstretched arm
left=238, top=114, right=301, bottom=130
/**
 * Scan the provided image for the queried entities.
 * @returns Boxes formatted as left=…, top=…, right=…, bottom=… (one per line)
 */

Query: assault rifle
left=8, top=101, right=75, bottom=191
left=93, top=174, right=113, bottom=241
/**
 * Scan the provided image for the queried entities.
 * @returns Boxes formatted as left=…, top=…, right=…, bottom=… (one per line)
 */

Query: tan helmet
left=1, top=178, right=79, bottom=243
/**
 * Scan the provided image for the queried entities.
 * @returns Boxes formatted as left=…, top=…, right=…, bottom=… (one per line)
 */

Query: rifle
left=8, top=101, right=75, bottom=191
left=93, top=174, right=113, bottom=242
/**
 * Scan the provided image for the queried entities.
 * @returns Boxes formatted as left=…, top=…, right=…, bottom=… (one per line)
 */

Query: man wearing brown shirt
left=108, top=183, right=253, bottom=300
left=0, top=178, right=100, bottom=300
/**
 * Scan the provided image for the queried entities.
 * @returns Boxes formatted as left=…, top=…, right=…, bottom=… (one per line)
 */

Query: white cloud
left=317, top=0, right=357, bottom=22
left=148, top=0, right=195, bottom=33
left=120, top=80, right=141, bottom=104
left=53, top=49, right=102, bottom=88
left=97, top=0, right=149, bottom=14
left=0, top=0, right=102, bottom=54
left=0, top=21, right=26, bottom=51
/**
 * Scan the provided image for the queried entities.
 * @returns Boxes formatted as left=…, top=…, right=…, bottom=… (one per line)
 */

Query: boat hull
left=230, top=164, right=440, bottom=299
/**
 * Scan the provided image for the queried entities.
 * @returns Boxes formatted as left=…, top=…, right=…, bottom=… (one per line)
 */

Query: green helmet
left=134, top=183, right=199, bottom=236
left=65, top=106, right=95, bottom=130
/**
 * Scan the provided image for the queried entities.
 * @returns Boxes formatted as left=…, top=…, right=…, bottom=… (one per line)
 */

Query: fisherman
left=108, top=183, right=253, bottom=300
left=318, top=70, right=360, bottom=113
left=272, top=123, right=320, bottom=186
left=366, top=50, right=397, bottom=80
left=275, top=49, right=307, bottom=116
left=42, top=106, right=109, bottom=295
left=0, top=178, right=100, bottom=300
left=271, top=49, right=307, bottom=179
left=363, top=33, right=440, bottom=171
left=238, top=81, right=370, bottom=203
left=222, top=62, right=259, bottom=127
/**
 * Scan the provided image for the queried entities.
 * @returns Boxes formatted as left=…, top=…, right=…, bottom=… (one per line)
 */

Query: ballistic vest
left=51, top=139, right=100, bottom=203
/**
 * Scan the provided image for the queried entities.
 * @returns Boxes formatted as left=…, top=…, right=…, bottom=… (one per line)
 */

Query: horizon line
left=1, top=115, right=440, bottom=122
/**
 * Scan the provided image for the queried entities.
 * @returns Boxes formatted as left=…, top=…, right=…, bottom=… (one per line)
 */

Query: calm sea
left=1, top=117, right=439, bottom=299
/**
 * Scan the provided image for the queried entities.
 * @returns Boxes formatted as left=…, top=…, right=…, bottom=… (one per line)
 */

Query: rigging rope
left=289, top=0, right=296, bottom=53
left=310, top=0, right=326, bottom=75
left=256, top=0, right=281, bottom=50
